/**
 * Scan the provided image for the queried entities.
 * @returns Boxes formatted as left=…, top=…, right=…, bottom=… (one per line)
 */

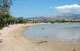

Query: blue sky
left=10, top=0, right=80, bottom=18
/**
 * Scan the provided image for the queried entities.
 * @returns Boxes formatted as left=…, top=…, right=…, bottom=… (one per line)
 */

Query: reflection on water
left=24, top=23, right=80, bottom=43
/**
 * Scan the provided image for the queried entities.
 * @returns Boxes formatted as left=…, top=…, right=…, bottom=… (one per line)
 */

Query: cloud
left=54, top=4, right=80, bottom=13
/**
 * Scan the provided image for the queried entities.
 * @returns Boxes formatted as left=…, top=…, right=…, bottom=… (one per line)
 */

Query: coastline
left=0, top=23, right=80, bottom=51
left=0, top=24, right=36, bottom=51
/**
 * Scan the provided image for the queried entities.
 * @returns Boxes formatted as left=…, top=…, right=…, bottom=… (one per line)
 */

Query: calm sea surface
left=24, top=23, right=80, bottom=43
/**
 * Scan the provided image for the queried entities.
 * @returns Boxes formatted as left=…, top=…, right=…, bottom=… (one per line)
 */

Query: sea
left=24, top=23, right=80, bottom=44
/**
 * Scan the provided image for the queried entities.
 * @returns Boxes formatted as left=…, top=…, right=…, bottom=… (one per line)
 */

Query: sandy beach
left=0, top=23, right=80, bottom=51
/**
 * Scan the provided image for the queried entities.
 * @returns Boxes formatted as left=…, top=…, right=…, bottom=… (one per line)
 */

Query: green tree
left=0, top=0, right=12, bottom=14
left=55, top=19, right=66, bottom=23
left=17, top=17, right=24, bottom=23
left=0, top=14, right=11, bottom=28
left=0, top=0, right=12, bottom=29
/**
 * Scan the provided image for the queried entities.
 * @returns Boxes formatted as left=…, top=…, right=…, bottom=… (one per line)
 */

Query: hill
left=26, top=13, right=80, bottom=21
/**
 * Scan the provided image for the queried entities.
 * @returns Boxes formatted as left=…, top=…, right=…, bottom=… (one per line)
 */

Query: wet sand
left=0, top=23, right=80, bottom=51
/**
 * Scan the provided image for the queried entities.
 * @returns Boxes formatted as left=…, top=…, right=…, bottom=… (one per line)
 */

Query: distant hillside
left=26, top=16, right=54, bottom=21
left=50, top=13, right=80, bottom=21
left=26, top=13, right=80, bottom=21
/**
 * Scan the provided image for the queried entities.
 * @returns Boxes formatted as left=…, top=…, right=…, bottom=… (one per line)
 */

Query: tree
left=0, top=0, right=12, bottom=29
left=17, top=17, right=24, bottom=23
left=42, top=19, right=49, bottom=23
left=55, top=19, right=67, bottom=23
left=0, top=0, right=12, bottom=14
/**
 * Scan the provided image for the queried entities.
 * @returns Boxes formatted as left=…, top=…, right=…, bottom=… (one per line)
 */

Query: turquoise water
left=24, top=23, right=80, bottom=43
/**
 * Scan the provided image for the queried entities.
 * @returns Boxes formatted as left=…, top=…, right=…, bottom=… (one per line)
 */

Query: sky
left=10, top=0, right=80, bottom=18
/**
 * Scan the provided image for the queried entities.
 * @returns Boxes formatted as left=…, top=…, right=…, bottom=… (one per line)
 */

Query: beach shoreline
left=0, top=23, right=80, bottom=51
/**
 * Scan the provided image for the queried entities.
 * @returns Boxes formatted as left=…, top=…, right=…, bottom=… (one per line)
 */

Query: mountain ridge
left=26, top=13, right=80, bottom=21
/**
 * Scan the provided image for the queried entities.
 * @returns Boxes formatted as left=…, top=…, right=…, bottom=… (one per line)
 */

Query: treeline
left=0, top=14, right=28, bottom=29
left=28, top=19, right=80, bottom=24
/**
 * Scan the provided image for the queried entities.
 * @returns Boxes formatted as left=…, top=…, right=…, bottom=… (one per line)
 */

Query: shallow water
left=24, top=23, right=80, bottom=43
